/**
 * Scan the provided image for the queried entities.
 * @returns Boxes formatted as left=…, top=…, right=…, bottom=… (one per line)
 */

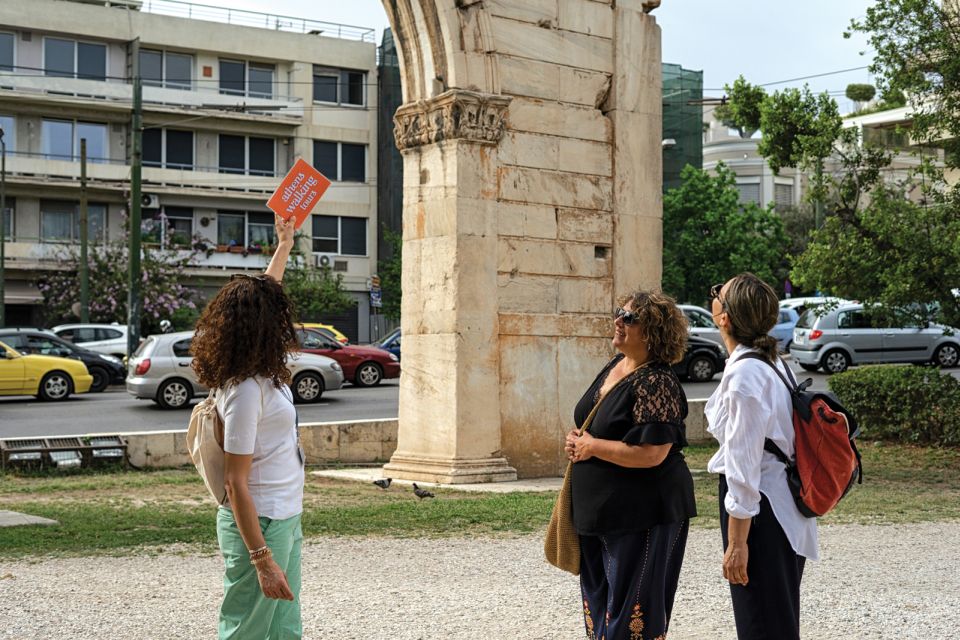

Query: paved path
left=1, top=521, right=957, bottom=639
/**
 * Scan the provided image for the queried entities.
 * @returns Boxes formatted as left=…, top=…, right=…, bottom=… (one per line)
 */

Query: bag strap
left=737, top=351, right=805, bottom=392
left=578, top=361, right=649, bottom=436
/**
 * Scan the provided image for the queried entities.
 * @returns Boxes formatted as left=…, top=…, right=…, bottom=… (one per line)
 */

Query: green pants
left=217, top=507, right=303, bottom=640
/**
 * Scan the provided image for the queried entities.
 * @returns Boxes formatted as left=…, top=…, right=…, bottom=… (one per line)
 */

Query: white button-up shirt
left=706, top=345, right=819, bottom=560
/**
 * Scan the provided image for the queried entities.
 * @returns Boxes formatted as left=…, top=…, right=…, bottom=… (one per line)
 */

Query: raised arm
left=264, top=214, right=296, bottom=283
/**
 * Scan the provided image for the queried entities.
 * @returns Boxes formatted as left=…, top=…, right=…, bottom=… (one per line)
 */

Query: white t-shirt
left=705, top=345, right=819, bottom=560
left=217, top=376, right=303, bottom=520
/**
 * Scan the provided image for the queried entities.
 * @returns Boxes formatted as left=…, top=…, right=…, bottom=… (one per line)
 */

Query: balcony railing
left=138, top=0, right=376, bottom=43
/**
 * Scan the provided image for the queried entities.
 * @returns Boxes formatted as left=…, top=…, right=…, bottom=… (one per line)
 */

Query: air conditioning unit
left=315, top=253, right=335, bottom=268
left=141, top=193, right=160, bottom=209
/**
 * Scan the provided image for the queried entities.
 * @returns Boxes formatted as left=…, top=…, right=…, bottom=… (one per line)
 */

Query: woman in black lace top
left=565, top=291, right=697, bottom=640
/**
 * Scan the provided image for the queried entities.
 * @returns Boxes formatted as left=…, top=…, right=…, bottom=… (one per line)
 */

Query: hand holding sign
left=266, top=158, right=332, bottom=229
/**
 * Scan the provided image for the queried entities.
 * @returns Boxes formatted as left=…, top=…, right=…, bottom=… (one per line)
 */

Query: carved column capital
left=393, top=89, right=511, bottom=151
left=643, top=0, right=662, bottom=13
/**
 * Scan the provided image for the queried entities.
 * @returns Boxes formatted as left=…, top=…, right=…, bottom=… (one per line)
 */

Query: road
left=0, top=361, right=846, bottom=439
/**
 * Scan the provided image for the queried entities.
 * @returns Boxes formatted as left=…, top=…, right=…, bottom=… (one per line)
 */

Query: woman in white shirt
left=191, top=214, right=305, bottom=639
left=705, top=273, right=817, bottom=640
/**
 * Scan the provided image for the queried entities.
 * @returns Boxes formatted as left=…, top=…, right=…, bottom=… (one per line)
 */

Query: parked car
left=770, top=307, right=801, bottom=353
left=301, top=323, right=349, bottom=344
left=0, top=340, right=94, bottom=401
left=790, top=303, right=960, bottom=374
left=297, top=327, right=400, bottom=387
left=674, top=335, right=727, bottom=382
left=52, top=323, right=128, bottom=358
left=779, top=296, right=850, bottom=318
left=376, top=328, right=401, bottom=361
left=0, top=328, right=124, bottom=392
left=679, top=304, right=724, bottom=346
left=126, top=331, right=344, bottom=409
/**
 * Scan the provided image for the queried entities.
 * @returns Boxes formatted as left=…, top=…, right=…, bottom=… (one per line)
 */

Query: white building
left=0, top=0, right=379, bottom=341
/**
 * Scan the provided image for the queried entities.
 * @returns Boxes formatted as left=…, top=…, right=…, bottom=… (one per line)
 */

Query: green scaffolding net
left=662, top=63, right=704, bottom=192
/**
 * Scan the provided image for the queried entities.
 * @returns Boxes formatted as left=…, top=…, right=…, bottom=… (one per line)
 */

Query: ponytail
left=750, top=334, right=780, bottom=361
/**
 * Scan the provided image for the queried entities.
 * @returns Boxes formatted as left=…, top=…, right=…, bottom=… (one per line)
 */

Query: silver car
left=52, top=323, right=129, bottom=358
left=126, top=331, right=344, bottom=409
left=679, top=304, right=724, bottom=346
left=790, top=303, right=960, bottom=374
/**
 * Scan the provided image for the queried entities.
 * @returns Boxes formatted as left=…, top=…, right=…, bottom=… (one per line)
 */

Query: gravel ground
left=1, top=521, right=958, bottom=639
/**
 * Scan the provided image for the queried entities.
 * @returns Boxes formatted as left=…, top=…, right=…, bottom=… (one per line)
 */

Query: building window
left=735, top=182, right=762, bottom=206
left=312, top=141, right=366, bottom=182
left=41, top=120, right=108, bottom=163
left=0, top=32, right=14, bottom=71
left=2, top=197, right=14, bottom=241
left=0, top=114, right=14, bottom=153
left=40, top=201, right=106, bottom=244
left=219, top=135, right=275, bottom=176
left=164, top=207, right=193, bottom=247
left=312, top=67, right=366, bottom=106
left=144, top=128, right=194, bottom=170
left=219, top=59, right=275, bottom=98
left=44, top=37, right=106, bottom=80
left=216, top=211, right=276, bottom=249
left=774, top=183, right=794, bottom=210
left=311, top=215, right=367, bottom=256
left=140, top=49, right=192, bottom=90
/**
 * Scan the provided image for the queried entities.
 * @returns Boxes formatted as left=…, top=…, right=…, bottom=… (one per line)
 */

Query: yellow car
left=0, top=340, right=93, bottom=401
left=301, top=323, right=349, bottom=344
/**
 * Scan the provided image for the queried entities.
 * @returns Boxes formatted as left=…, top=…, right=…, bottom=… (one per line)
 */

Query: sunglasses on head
left=230, top=273, right=271, bottom=283
left=709, top=283, right=725, bottom=301
left=614, top=307, right=641, bottom=325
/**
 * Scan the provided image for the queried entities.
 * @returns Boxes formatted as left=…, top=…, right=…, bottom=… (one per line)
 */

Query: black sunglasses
left=231, top=273, right=270, bottom=282
left=614, top=307, right=641, bottom=325
left=709, top=283, right=724, bottom=301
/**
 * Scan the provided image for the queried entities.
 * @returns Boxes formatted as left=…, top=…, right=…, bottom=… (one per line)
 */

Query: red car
left=296, top=327, right=400, bottom=387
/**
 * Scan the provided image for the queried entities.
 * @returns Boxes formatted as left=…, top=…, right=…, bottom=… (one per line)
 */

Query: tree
left=283, top=263, right=355, bottom=322
left=662, top=164, right=789, bottom=305
left=377, top=226, right=402, bottom=322
left=845, top=83, right=877, bottom=105
left=37, top=242, right=198, bottom=336
left=714, top=75, right=767, bottom=138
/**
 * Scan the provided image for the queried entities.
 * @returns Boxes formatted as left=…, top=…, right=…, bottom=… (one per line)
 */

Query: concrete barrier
left=10, top=399, right=711, bottom=472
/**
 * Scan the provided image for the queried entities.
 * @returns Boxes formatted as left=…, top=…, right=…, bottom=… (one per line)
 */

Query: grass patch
left=1, top=442, right=958, bottom=557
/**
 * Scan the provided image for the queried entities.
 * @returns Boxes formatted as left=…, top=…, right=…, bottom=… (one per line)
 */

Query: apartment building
left=0, top=0, right=379, bottom=341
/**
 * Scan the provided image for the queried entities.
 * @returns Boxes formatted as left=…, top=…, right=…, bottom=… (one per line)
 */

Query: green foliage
left=791, top=185, right=960, bottom=328
left=829, top=365, right=960, bottom=446
left=778, top=203, right=817, bottom=258
left=715, top=75, right=767, bottom=138
left=662, top=164, right=789, bottom=304
left=36, top=241, right=198, bottom=337
left=377, top=226, right=402, bottom=322
left=283, top=263, right=355, bottom=322
left=845, top=83, right=877, bottom=104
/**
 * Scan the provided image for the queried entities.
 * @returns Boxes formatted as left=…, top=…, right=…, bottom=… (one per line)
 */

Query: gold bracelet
left=249, top=545, right=270, bottom=560
left=252, top=550, right=273, bottom=567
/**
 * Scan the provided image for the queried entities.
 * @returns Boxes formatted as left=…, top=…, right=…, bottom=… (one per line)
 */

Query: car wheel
left=88, top=366, right=110, bottom=393
left=821, top=349, right=851, bottom=374
left=37, top=371, right=74, bottom=401
left=687, top=355, right=717, bottom=382
left=934, top=343, right=960, bottom=368
left=354, top=362, right=383, bottom=387
left=156, top=378, right=192, bottom=410
left=799, top=363, right=819, bottom=372
left=293, top=372, right=324, bottom=403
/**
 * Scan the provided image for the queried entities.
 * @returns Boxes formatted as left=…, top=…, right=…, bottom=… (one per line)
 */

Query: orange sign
left=266, top=158, right=332, bottom=229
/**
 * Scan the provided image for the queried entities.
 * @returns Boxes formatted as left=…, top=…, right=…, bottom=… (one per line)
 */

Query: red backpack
left=740, top=353, right=863, bottom=518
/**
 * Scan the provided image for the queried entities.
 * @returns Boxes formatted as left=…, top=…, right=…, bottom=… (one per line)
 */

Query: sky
left=185, top=0, right=878, bottom=113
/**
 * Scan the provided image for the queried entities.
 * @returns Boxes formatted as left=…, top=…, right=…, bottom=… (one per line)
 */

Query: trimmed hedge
left=828, top=366, right=960, bottom=446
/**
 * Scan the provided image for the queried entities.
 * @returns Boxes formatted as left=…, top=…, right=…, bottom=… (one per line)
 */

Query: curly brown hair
left=619, top=290, right=688, bottom=365
left=191, top=274, right=297, bottom=389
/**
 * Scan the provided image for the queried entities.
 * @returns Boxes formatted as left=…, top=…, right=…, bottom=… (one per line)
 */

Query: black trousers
left=719, top=476, right=806, bottom=640
left=579, top=520, right=689, bottom=640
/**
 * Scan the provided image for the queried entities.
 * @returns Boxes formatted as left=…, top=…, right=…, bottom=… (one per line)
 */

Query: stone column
left=383, top=90, right=518, bottom=483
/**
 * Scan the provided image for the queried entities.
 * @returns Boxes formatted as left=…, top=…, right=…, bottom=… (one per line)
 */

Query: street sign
left=369, top=289, right=382, bottom=308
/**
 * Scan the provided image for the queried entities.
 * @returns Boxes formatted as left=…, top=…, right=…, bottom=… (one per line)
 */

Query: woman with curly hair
left=191, top=214, right=304, bottom=639
left=565, top=290, right=697, bottom=640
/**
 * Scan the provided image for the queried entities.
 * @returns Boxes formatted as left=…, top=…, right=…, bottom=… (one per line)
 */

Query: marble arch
left=379, top=0, right=666, bottom=482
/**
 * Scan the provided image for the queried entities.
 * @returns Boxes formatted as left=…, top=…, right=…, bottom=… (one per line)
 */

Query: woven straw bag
left=543, top=364, right=645, bottom=575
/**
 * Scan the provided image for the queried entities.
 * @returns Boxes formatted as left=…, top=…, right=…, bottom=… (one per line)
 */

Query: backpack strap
left=736, top=351, right=802, bottom=391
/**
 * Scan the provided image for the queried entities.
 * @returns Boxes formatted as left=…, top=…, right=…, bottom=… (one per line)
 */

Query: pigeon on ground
left=373, top=478, right=392, bottom=490
left=412, top=483, right=435, bottom=499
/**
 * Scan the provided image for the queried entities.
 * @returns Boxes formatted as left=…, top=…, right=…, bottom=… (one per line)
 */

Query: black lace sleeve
left=622, top=367, right=688, bottom=446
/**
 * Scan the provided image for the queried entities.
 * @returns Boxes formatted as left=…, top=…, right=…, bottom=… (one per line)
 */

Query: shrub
left=828, top=365, right=960, bottom=446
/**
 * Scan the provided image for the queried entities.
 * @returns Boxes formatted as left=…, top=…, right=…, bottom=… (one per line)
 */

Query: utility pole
left=127, top=38, right=143, bottom=356
left=0, top=126, right=6, bottom=328
left=79, top=138, right=89, bottom=323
